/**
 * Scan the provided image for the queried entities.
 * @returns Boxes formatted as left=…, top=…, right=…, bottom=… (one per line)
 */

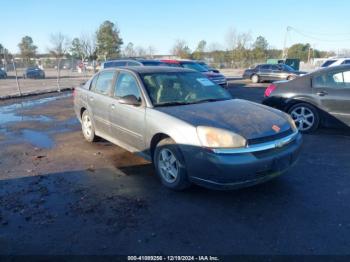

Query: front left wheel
left=154, top=138, right=191, bottom=191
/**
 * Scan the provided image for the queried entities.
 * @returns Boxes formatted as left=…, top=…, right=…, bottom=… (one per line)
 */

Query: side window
left=314, top=70, right=350, bottom=88
left=342, top=60, right=350, bottom=65
left=271, top=65, right=280, bottom=70
left=114, top=72, right=142, bottom=101
left=260, top=65, right=271, bottom=70
left=93, top=71, right=115, bottom=95
left=343, top=71, right=350, bottom=87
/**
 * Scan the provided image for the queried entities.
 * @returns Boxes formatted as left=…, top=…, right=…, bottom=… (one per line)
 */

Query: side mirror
left=118, top=95, right=142, bottom=106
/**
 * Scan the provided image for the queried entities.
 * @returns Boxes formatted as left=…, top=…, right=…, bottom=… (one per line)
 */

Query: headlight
left=287, top=115, right=298, bottom=132
left=196, top=126, right=247, bottom=148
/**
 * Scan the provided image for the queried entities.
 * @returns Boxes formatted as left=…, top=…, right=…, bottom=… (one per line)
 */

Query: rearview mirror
left=118, top=95, right=141, bottom=106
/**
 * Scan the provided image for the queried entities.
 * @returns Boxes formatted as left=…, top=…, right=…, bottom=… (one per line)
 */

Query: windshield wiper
left=155, top=98, right=230, bottom=107
left=155, top=101, right=194, bottom=107
left=191, top=98, right=230, bottom=104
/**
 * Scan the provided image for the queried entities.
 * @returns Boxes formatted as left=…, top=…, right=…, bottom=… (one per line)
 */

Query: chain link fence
left=0, top=58, right=96, bottom=98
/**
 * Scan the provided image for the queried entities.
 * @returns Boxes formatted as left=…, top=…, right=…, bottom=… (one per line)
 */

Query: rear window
left=103, top=61, right=127, bottom=68
left=181, top=62, right=208, bottom=72
left=141, top=61, right=163, bottom=66
left=321, top=60, right=336, bottom=67
left=127, top=61, right=141, bottom=66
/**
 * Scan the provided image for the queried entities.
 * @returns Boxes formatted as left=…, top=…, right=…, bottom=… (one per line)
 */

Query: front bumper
left=181, top=132, right=302, bottom=190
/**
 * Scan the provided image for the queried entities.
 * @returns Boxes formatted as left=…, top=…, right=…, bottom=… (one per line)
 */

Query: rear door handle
left=317, top=91, right=328, bottom=96
left=110, top=104, right=116, bottom=109
left=88, top=96, right=94, bottom=101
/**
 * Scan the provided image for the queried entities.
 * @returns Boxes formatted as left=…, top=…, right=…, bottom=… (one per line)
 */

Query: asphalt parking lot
left=1, top=79, right=350, bottom=255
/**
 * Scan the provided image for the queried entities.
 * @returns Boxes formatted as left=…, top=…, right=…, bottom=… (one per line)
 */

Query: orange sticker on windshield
left=272, top=125, right=281, bottom=133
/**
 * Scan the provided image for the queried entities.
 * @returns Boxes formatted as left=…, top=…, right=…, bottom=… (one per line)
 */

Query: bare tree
left=80, top=33, right=96, bottom=60
left=135, top=46, right=147, bottom=57
left=48, top=33, right=69, bottom=91
left=123, top=42, right=137, bottom=57
left=147, top=45, right=156, bottom=58
left=171, top=39, right=191, bottom=59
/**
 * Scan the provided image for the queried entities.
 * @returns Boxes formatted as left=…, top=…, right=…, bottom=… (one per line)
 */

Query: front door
left=313, top=69, right=350, bottom=126
left=109, top=71, right=146, bottom=152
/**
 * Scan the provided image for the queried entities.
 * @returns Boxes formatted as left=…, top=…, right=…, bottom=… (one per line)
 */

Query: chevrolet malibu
left=74, top=67, right=302, bottom=190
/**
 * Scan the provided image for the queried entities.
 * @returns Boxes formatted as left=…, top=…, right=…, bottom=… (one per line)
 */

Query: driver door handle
left=88, top=96, right=94, bottom=101
left=110, top=104, right=116, bottom=109
left=316, top=91, right=328, bottom=96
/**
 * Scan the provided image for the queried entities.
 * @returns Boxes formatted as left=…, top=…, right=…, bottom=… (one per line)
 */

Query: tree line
left=0, top=20, right=339, bottom=70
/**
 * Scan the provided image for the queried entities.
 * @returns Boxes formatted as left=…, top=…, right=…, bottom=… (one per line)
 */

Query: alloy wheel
left=158, top=148, right=179, bottom=183
left=290, top=106, right=315, bottom=131
left=82, top=114, right=93, bottom=138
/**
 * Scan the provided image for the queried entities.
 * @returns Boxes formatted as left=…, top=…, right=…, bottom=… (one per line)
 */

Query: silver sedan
left=74, top=66, right=302, bottom=190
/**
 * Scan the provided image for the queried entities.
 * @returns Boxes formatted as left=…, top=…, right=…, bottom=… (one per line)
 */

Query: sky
left=1, top=0, right=350, bottom=54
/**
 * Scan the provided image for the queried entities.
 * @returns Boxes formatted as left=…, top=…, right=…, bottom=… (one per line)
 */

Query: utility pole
left=282, top=26, right=292, bottom=59
left=307, top=46, right=312, bottom=64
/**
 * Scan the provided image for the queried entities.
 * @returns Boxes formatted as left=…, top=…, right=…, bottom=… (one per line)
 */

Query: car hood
left=202, top=71, right=225, bottom=78
left=155, top=99, right=292, bottom=140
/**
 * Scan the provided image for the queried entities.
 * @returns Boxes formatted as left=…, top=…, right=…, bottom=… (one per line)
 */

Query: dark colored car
left=243, top=64, right=306, bottom=83
left=0, top=69, right=7, bottom=79
left=23, top=67, right=45, bottom=79
left=74, top=66, right=301, bottom=190
left=263, top=65, right=350, bottom=133
left=102, top=59, right=166, bottom=69
left=160, top=60, right=227, bottom=86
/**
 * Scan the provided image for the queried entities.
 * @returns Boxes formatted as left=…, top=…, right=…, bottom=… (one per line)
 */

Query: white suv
left=321, top=58, right=350, bottom=68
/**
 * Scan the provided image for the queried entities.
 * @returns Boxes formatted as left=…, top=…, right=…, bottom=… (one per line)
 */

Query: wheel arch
left=150, top=133, right=171, bottom=161
left=284, top=96, right=319, bottom=112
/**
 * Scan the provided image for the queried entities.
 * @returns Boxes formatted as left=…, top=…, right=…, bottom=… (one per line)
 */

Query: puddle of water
left=0, top=93, right=71, bottom=126
left=21, top=129, right=55, bottom=149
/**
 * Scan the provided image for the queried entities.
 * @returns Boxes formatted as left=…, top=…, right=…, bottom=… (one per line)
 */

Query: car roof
left=101, top=66, right=195, bottom=74
left=314, top=64, right=350, bottom=73
left=136, top=59, right=161, bottom=63
left=103, top=59, right=138, bottom=63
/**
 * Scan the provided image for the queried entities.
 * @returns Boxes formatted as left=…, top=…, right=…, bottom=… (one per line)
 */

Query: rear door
left=88, top=70, right=116, bottom=136
left=313, top=69, right=350, bottom=126
left=109, top=71, right=146, bottom=151
left=258, top=65, right=272, bottom=81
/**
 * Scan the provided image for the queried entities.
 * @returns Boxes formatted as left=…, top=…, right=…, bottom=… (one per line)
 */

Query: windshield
left=181, top=62, right=208, bottom=72
left=141, top=72, right=232, bottom=106
left=280, top=64, right=295, bottom=72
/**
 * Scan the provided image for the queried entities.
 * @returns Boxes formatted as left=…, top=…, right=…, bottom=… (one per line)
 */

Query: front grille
left=247, top=128, right=294, bottom=145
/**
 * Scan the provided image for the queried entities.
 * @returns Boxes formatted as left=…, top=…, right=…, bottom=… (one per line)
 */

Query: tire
left=288, top=103, right=320, bottom=133
left=251, top=74, right=260, bottom=83
left=81, top=110, right=97, bottom=142
left=154, top=138, right=191, bottom=190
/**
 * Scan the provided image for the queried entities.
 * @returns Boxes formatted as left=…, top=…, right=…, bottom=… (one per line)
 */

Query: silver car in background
left=74, top=67, right=302, bottom=190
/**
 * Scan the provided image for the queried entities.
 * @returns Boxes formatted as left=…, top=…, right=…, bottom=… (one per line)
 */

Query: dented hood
left=155, top=99, right=291, bottom=140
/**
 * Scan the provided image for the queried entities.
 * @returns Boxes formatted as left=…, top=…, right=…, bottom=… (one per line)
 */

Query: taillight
left=264, top=84, right=276, bottom=97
